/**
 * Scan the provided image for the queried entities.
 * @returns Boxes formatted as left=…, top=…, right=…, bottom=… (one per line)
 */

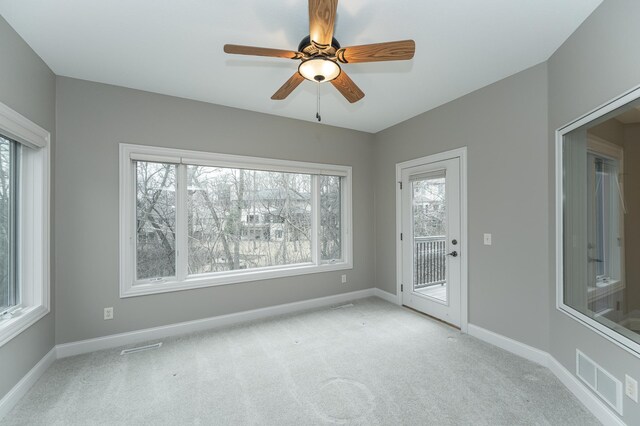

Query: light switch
left=483, top=233, right=492, bottom=246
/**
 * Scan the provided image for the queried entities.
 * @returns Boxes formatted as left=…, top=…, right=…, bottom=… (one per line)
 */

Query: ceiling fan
left=223, top=0, right=415, bottom=104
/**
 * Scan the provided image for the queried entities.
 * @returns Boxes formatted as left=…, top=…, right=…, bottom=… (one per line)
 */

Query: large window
left=0, top=101, right=50, bottom=348
left=120, top=144, right=352, bottom=297
left=558, top=90, right=640, bottom=357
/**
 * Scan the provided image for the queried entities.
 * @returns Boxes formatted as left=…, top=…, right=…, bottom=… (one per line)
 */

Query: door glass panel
left=411, top=172, right=447, bottom=301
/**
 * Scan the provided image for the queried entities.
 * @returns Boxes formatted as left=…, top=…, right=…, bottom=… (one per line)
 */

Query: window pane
left=136, top=161, right=176, bottom=280
left=187, top=166, right=312, bottom=274
left=563, top=104, right=640, bottom=347
left=0, top=136, right=17, bottom=312
left=320, top=176, right=342, bottom=261
left=412, top=173, right=447, bottom=301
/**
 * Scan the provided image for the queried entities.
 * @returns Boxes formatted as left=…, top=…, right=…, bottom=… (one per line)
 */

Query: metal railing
left=414, top=236, right=446, bottom=289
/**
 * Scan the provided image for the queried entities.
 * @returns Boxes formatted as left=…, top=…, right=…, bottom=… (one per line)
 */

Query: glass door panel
left=411, top=173, right=447, bottom=302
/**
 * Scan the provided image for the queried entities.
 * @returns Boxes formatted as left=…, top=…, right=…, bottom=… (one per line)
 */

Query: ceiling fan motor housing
left=298, top=35, right=341, bottom=55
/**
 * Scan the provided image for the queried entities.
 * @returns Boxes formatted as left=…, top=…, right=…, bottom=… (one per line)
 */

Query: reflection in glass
left=563, top=100, right=640, bottom=347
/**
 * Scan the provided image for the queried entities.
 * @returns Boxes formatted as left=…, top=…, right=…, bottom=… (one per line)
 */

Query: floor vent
left=120, top=342, right=162, bottom=355
left=331, top=303, right=354, bottom=310
left=576, top=349, right=623, bottom=415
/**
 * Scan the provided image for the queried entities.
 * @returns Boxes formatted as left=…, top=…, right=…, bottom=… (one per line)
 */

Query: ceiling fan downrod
left=316, top=82, right=322, bottom=122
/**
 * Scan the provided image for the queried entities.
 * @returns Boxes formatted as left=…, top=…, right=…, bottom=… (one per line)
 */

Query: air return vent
left=331, top=303, right=354, bottom=310
left=576, top=350, right=623, bottom=415
left=120, top=342, right=162, bottom=355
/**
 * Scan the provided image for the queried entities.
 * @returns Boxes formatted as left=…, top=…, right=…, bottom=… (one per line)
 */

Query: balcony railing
left=414, top=236, right=446, bottom=289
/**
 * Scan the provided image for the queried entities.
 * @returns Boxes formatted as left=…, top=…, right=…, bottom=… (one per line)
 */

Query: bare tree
left=136, top=161, right=340, bottom=279
left=0, top=139, right=11, bottom=308
left=136, top=162, right=176, bottom=279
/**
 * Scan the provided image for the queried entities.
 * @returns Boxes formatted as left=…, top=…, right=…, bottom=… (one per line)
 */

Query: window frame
left=120, top=143, right=352, bottom=298
left=556, top=85, right=640, bottom=358
left=0, top=101, right=51, bottom=348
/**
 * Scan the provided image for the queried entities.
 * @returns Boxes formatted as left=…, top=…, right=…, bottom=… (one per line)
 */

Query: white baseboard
left=373, top=288, right=399, bottom=305
left=57, top=288, right=375, bottom=358
left=468, top=323, right=625, bottom=426
left=0, top=347, right=56, bottom=420
left=467, top=324, right=549, bottom=366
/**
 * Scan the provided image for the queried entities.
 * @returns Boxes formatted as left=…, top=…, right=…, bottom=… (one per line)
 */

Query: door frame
left=395, top=147, right=468, bottom=333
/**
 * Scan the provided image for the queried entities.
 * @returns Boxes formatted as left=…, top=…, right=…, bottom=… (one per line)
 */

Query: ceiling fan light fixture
left=298, top=58, right=341, bottom=83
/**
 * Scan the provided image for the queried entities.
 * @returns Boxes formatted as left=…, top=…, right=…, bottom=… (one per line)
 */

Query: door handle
left=446, top=251, right=458, bottom=257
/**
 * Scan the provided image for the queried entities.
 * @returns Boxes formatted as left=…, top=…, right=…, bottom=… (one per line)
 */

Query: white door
left=401, top=157, right=462, bottom=327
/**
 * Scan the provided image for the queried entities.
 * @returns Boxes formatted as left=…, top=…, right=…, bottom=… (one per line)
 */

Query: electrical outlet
left=104, top=307, right=114, bottom=320
left=483, top=233, right=492, bottom=245
left=341, top=274, right=347, bottom=284
left=626, top=374, right=638, bottom=403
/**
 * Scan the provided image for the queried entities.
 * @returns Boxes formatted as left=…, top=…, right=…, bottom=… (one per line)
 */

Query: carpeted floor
left=5, top=298, right=598, bottom=425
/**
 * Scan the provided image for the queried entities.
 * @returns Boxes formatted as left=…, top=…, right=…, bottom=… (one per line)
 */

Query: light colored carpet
left=5, top=298, right=598, bottom=425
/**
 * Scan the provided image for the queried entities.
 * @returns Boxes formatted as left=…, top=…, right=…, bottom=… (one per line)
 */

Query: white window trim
left=0, top=101, right=51, bottom=348
left=120, top=143, right=353, bottom=298
left=555, top=84, right=640, bottom=358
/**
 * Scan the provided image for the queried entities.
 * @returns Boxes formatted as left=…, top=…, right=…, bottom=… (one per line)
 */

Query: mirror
left=562, top=96, right=640, bottom=350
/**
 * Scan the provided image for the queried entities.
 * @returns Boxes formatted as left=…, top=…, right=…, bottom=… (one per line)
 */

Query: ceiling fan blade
left=336, top=40, right=415, bottom=63
left=331, top=71, right=364, bottom=103
left=308, top=0, right=338, bottom=48
left=224, top=44, right=301, bottom=59
left=271, top=73, right=305, bottom=100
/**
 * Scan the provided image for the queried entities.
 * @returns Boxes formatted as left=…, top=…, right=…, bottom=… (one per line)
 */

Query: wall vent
left=576, top=349, right=623, bottom=415
left=120, top=342, right=162, bottom=355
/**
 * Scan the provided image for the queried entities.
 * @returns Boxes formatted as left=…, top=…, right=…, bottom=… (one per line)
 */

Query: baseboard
left=57, top=288, right=375, bottom=358
left=0, top=347, right=56, bottom=420
left=467, top=324, right=549, bottom=366
left=468, top=323, right=625, bottom=426
left=548, top=356, right=625, bottom=426
left=373, top=288, right=399, bottom=305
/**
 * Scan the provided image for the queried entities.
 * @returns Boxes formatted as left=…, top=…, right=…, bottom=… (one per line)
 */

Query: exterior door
left=401, top=157, right=461, bottom=327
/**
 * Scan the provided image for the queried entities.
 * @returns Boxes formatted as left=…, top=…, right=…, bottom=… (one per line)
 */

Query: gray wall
left=0, top=17, right=56, bottom=399
left=548, top=0, right=640, bottom=423
left=54, top=77, right=375, bottom=344
left=373, top=64, right=550, bottom=351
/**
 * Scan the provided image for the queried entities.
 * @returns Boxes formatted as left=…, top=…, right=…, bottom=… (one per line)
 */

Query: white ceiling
left=0, top=0, right=601, bottom=133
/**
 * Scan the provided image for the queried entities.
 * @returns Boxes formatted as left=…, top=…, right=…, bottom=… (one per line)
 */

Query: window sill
left=587, top=280, right=624, bottom=303
left=0, top=304, right=49, bottom=348
left=121, top=261, right=353, bottom=298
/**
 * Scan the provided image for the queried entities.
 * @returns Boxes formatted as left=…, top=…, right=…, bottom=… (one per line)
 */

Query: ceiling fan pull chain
left=316, top=82, right=322, bottom=122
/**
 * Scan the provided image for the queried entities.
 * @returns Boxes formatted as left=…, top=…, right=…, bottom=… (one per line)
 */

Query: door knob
left=446, top=251, right=458, bottom=257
